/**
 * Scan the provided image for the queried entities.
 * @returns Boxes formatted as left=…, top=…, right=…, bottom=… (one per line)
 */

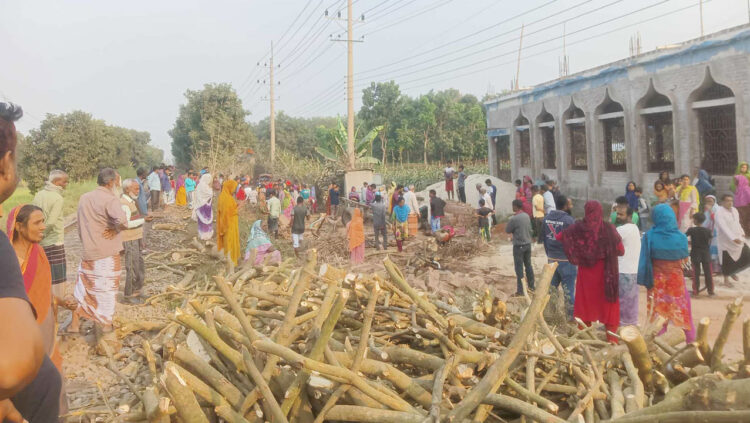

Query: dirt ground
left=56, top=197, right=749, bottom=416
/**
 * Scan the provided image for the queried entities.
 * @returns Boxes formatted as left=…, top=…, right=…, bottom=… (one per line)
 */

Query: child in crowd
left=616, top=207, right=641, bottom=327
left=686, top=212, right=714, bottom=296
left=635, top=187, right=650, bottom=231
left=476, top=199, right=493, bottom=242
left=531, top=185, right=544, bottom=241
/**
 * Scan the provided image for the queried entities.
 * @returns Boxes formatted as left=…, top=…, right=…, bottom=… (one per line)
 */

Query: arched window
left=565, top=103, right=587, bottom=170
left=537, top=109, right=555, bottom=169
left=691, top=74, right=737, bottom=175
left=515, top=114, right=531, bottom=168
left=597, top=95, right=626, bottom=172
left=639, top=85, right=674, bottom=172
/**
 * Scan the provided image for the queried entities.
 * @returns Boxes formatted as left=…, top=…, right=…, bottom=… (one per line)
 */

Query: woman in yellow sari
left=676, top=174, right=699, bottom=232
left=217, top=180, right=241, bottom=265
left=7, top=205, right=63, bottom=372
left=175, top=174, right=187, bottom=206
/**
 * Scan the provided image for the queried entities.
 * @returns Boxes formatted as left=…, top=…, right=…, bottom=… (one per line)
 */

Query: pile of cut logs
left=112, top=250, right=750, bottom=423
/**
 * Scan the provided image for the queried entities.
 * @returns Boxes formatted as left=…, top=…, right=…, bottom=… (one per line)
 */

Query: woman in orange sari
left=217, top=180, right=241, bottom=265
left=347, top=208, right=365, bottom=264
left=7, top=205, right=66, bottom=409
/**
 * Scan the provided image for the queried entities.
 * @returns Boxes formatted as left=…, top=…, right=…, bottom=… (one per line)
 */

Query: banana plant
left=315, top=119, right=382, bottom=169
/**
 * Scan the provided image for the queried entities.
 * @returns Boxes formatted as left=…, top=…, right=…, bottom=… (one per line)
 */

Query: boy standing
left=506, top=199, right=535, bottom=295
left=616, top=207, right=642, bottom=326
left=291, top=197, right=308, bottom=258
left=635, top=187, right=650, bottom=231
left=457, top=165, right=467, bottom=203
left=543, top=195, right=577, bottom=320
left=429, top=189, right=446, bottom=233
left=531, top=185, right=544, bottom=242
left=687, top=212, right=714, bottom=296
left=444, top=161, right=456, bottom=201
left=267, top=189, right=281, bottom=239
left=476, top=199, right=493, bottom=241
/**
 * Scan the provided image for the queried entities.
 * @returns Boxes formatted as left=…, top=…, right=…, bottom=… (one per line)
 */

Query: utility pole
left=514, top=24, right=524, bottom=91
left=329, top=1, right=364, bottom=170
left=699, top=0, right=704, bottom=36
left=270, top=42, right=276, bottom=167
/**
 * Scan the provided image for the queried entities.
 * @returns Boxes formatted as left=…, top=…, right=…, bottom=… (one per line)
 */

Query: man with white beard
left=119, top=178, right=153, bottom=304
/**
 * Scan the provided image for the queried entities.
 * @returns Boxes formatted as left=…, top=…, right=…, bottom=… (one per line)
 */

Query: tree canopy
left=18, top=110, right=161, bottom=193
left=169, top=83, right=255, bottom=171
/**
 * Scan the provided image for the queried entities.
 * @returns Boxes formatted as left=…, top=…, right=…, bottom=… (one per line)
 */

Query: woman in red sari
left=7, top=204, right=63, bottom=372
left=560, top=201, right=624, bottom=342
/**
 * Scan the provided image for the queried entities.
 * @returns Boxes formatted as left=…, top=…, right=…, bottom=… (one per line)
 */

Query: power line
left=355, top=0, right=559, bottom=76
left=362, top=0, right=456, bottom=36
left=397, top=0, right=705, bottom=92
left=354, top=0, right=662, bottom=87
left=275, top=0, right=316, bottom=49
left=275, top=0, right=325, bottom=56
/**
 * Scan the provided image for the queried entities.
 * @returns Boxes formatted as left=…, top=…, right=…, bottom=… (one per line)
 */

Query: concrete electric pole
left=346, top=0, right=355, bottom=170
left=270, top=42, right=276, bottom=167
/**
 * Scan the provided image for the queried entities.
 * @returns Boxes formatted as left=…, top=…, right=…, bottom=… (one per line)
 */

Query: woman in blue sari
left=638, top=204, right=695, bottom=342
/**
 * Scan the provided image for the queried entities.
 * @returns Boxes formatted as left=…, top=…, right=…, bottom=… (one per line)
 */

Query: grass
left=3, top=167, right=137, bottom=219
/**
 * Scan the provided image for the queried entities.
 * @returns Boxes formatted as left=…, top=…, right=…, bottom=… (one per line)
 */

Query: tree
left=315, top=119, right=382, bottom=168
left=413, top=96, right=437, bottom=164
left=358, top=81, right=402, bottom=167
left=169, top=83, right=255, bottom=171
left=252, top=112, right=337, bottom=159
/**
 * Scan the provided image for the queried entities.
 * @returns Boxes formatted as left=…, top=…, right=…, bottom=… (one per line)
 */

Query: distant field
left=2, top=167, right=136, bottom=225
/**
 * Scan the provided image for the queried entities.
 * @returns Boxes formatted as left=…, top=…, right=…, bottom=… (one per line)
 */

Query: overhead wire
left=362, top=0, right=456, bottom=37
left=353, top=0, right=663, bottom=87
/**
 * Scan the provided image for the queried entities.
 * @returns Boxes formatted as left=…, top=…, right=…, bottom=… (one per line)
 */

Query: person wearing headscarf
left=347, top=208, right=365, bottom=264
left=522, top=176, right=533, bottom=203
left=658, top=171, right=675, bottom=199
left=625, top=181, right=638, bottom=211
left=733, top=174, right=750, bottom=235
left=730, top=162, right=750, bottom=192
left=653, top=181, right=668, bottom=203
left=559, top=201, right=623, bottom=342
left=244, top=220, right=281, bottom=266
left=217, top=180, right=241, bottom=265
left=694, top=169, right=714, bottom=199
left=638, top=204, right=695, bottom=342
left=715, top=193, right=750, bottom=287
left=675, top=174, right=699, bottom=232
left=175, top=174, right=187, bottom=206
left=702, top=195, right=721, bottom=274
left=404, top=186, right=420, bottom=237
left=392, top=197, right=410, bottom=252
left=348, top=186, right=360, bottom=202
left=193, top=173, right=215, bottom=241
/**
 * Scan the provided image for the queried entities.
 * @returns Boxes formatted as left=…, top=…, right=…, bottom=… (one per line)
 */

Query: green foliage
left=314, top=119, right=382, bottom=168
left=252, top=112, right=337, bottom=159
left=169, top=83, right=255, bottom=171
left=358, top=84, right=487, bottom=166
left=377, top=162, right=489, bottom=192
left=18, top=111, right=160, bottom=193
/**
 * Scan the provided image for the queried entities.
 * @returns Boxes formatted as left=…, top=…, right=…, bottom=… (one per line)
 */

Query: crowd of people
left=502, top=169, right=750, bottom=346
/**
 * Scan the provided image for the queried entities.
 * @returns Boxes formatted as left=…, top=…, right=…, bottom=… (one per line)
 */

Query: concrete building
left=485, top=24, right=750, bottom=201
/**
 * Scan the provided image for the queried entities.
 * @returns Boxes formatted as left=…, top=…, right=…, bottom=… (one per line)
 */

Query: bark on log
left=167, top=362, right=249, bottom=423
left=174, top=346, right=244, bottom=409
left=695, top=317, right=711, bottom=364
left=445, top=262, right=555, bottom=422
left=608, top=369, right=625, bottom=419
left=711, top=297, right=743, bottom=370
left=604, top=410, right=750, bottom=423
left=744, top=317, right=750, bottom=365
left=620, top=326, right=653, bottom=390
left=621, top=352, right=644, bottom=409
left=383, top=258, right=448, bottom=328
left=163, top=364, right=209, bottom=423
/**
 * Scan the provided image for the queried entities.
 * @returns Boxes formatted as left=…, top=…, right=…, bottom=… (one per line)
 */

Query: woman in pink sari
left=733, top=174, right=750, bottom=235
left=675, top=174, right=698, bottom=232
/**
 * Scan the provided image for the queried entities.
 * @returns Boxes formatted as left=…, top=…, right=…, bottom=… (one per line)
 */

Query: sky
left=2, top=0, right=748, bottom=161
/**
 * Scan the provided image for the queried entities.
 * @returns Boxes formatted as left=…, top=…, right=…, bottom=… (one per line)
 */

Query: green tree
left=314, top=119, right=382, bottom=168
left=252, top=112, right=337, bottom=159
left=358, top=81, right=402, bottom=167
left=169, top=83, right=255, bottom=171
left=412, top=96, right=437, bottom=164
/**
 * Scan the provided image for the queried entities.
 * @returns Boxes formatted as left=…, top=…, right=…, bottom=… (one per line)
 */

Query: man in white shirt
left=120, top=178, right=152, bottom=303
left=616, top=207, right=641, bottom=326
left=146, top=166, right=161, bottom=212
left=541, top=184, right=556, bottom=214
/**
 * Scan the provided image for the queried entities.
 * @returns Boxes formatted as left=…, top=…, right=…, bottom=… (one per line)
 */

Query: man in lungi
left=70, top=168, right=127, bottom=336
left=33, top=169, right=77, bottom=309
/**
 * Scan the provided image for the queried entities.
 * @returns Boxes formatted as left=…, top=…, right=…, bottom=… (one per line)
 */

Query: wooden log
left=504, top=376, right=559, bottom=414
left=163, top=364, right=209, bottom=423
left=174, top=309, right=245, bottom=371
left=252, top=340, right=419, bottom=414
left=383, top=257, right=448, bottom=328
left=601, top=410, right=750, bottom=423
left=744, top=317, right=750, bottom=365
left=325, top=406, right=424, bottom=423
left=174, top=346, right=243, bottom=409
left=667, top=342, right=704, bottom=368
left=142, top=386, right=170, bottom=423
left=446, top=314, right=505, bottom=339
left=445, top=262, right=555, bottom=423
left=166, top=362, right=249, bottom=423
left=240, top=347, right=288, bottom=423
left=711, top=297, right=743, bottom=370
left=695, top=316, right=711, bottom=364
left=621, top=352, right=644, bottom=410
left=607, top=369, right=625, bottom=419
left=620, top=326, right=653, bottom=390
left=381, top=345, right=444, bottom=371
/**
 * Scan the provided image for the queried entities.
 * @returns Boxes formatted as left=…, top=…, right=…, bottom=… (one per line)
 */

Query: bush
left=376, top=162, right=489, bottom=191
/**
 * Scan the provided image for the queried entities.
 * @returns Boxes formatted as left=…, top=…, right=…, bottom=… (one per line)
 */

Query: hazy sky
left=2, top=0, right=748, bottom=159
